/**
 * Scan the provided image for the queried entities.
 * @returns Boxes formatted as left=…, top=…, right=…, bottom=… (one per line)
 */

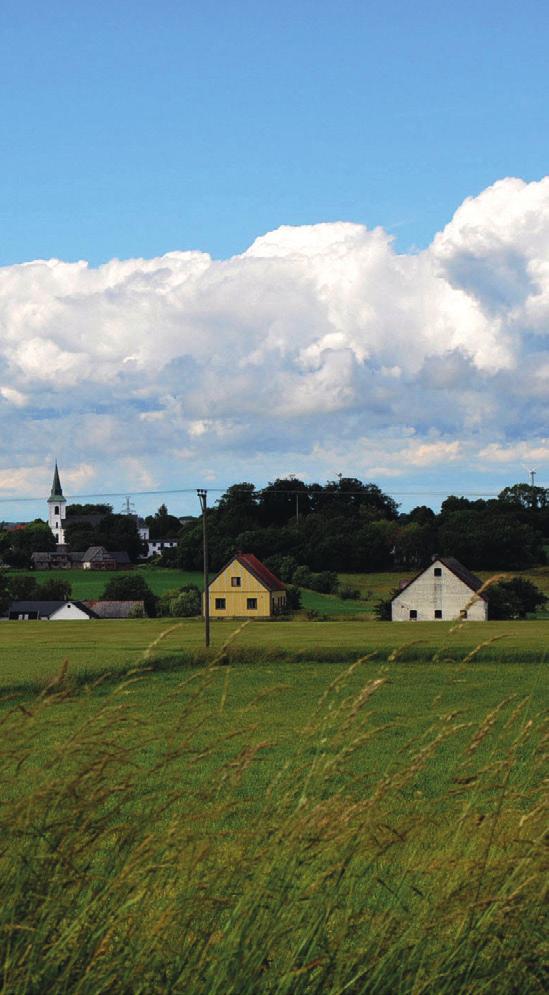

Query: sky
left=0, top=0, right=548, bottom=521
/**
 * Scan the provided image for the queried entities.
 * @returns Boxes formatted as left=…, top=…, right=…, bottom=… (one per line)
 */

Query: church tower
left=47, top=462, right=67, bottom=545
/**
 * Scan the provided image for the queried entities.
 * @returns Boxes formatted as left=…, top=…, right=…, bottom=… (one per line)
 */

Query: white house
left=8, top=600, right=96, bottom=621
left=391, top=557, right=488, bottom=621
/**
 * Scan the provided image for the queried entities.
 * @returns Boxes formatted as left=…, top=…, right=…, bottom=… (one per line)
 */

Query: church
left=47, top=462, right=67, bottom=545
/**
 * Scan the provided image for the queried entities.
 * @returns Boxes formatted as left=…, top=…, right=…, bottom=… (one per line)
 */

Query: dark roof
left=392, top=557, right=487, bottom=602
left=8, top=600, right=97, bottom=618
left=438, top=557, right=485, bottom=595
left=83, top=600, right=144, bottom=618
left=216, top=552, right=285, bottom=592
left=48, top=462, right=64, bottom=501
left=82, top=547, right=131, bottom=564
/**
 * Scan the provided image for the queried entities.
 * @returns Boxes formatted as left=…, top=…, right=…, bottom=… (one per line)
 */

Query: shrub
left=487, top=577, right=547, bottom=619
left=292, top=565, right=313, bottom=587
left=169, top=588, right=201, bottom=617
left=101, top=574, right=157, bottom=617
left=374, top=597, right=393, bottom=620
left=338, top=584, right=361, bottom=600
left=285, top=584, right=302, bottom=611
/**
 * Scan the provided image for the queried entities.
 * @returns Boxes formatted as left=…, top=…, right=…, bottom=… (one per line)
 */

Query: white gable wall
left=392, top=561, right=487, bottom=621
left=49, top=603, right=92, bottom=621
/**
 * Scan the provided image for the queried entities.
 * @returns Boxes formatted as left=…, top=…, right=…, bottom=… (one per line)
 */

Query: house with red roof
left=207, top=552, right=287, bottom=618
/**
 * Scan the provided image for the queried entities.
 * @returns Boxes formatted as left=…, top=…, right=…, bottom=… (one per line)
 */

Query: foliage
left=284, top=584, right=302, bottom=611
left=373, top=596, right=393, bottom=620
left=338, top=584, right=361, bottom=600
left=65, top=513, right=146, bottom=561
left=65, top=503, right=112, bottom=517
left=168, top=587, right=201, bottom=617
left=101, top=574, right=157, bottom=616
left=0, top=569, right=10, bottom=615
left=263, top=554, right=298, bottom=582
left=8, top=574, right=72, bottom=602
left=145, top=503, right=182, bottom=540
left=487, top=578, right=547, bottom=619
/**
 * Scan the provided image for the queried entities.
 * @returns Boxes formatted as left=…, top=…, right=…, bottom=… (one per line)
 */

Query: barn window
left=434, top=610, right=443, bottom=619
left=231, top=577, right=241, bottom=587
left=215, top=598, right=226, bottom=610
left=247, top=598, right=257, bottom=610
left=409, top=609, right=417, bottom=620
left=434, top=567, right=442, bottom=576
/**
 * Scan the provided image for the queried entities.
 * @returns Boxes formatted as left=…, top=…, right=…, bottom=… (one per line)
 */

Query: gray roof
left=83, top=600, right=144, bottom=618
left=82, top=547, right=131, bottom=564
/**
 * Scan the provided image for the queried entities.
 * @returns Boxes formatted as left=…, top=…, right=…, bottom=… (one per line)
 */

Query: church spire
left=49, top=461, right=64, bottom=500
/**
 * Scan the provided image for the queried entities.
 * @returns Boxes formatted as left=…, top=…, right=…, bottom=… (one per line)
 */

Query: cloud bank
left=0, top=177, right=548, bottom=503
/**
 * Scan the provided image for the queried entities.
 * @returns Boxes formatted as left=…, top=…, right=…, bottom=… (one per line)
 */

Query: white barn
left=391, top=557, right=488, bottom=621
left=8, top=601, right=96, bottom=621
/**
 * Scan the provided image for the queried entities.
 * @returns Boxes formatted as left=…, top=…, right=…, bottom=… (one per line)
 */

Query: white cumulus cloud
left=0, top=176, right=548, bottom=502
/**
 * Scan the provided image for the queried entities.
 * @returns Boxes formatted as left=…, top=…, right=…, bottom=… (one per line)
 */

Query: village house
left=207, top=552, right=287, bottom=618
left=81, top=547, right=131, bottom=570
left=391, top=556, right=488, bottom=621
left=8, top=600, right=97, bottom=621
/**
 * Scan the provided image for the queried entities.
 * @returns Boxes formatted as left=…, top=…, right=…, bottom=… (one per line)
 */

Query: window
left=434, top=610, right=443, bottom=619
left=215, top=598, right=226, bottom=610
left=409, top=609, right=417, bottom=620
left=54, top=505, right=59, bottom=515
left=231, top=576, right=241, bottom=587
left=247, top=598, right=257, bottom=610
left=460, top=609, right=468, bottom=619
left=434, top=567, right=442, bottom=576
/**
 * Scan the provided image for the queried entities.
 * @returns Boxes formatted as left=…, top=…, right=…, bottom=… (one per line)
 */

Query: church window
left=55, top=506, right=59, bottom=515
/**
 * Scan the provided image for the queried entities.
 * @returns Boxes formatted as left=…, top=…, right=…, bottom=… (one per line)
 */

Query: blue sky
left=2, top=0, right=548, bottom=264
left=0, top=1, right=548, bottom=522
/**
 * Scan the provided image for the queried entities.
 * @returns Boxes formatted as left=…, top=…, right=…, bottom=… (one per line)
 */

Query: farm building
left=81, top=547, right=131, bottom=570
left=391, top=556, right=488, bottom=621
left=207, top=553, right=287, bottom=618
left=83, top=600, right=144, bottom=618
left=8, top=600, right=96, bottom=621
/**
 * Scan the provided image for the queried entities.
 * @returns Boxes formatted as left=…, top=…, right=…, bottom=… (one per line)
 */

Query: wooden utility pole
left=197, top=489, right=210, bottom=648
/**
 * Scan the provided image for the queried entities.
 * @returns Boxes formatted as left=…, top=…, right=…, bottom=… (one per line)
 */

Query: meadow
left=1, top=583, right=547, bottom=993
left=0, top=638, right=546, bottom=994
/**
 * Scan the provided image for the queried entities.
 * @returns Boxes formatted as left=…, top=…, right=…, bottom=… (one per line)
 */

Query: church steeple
left=47, top=461, right=67, bottom=545
left=49, top=461, right=64, bottom=500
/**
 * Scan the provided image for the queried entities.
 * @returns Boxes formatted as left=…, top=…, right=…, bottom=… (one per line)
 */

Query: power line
left=0, top=483, right=545, bottom=506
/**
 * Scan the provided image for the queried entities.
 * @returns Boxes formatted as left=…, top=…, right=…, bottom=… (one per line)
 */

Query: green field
left=0, top=617, right=547, bottom=690
left=0, top=640, right=546, bottom=993
left=1, top=581, right=547, bottom=992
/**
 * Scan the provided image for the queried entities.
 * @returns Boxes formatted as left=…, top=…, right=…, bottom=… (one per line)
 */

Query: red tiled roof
left=234, top=552, right=286, bottom=591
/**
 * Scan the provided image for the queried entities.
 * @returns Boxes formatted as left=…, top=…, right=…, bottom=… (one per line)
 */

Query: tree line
left=168, top=479, right=548, bottom=574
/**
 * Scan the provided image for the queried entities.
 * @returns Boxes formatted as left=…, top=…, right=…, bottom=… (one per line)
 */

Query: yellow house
left=207, top=553, right=287, bottom=618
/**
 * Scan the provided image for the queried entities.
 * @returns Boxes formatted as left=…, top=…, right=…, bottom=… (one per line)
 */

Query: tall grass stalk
left=0, top=651, right=546, bottom=994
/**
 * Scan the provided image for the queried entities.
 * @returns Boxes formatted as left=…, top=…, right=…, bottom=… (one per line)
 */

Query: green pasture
left=0, top=616, right=547, bottom=691
left=0, top=647, right=546, bottom=993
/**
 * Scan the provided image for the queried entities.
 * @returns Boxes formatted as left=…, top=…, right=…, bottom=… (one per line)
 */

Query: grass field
left=0, top=642, right=546, bottom=993
left=0, top=617, right=547, bottom=691
left=1, top=574, right=547, bottom=992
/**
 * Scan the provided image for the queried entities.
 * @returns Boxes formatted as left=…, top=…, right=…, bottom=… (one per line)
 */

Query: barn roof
left=392, top=557, right=486, bottom=601
left=83, top=600, right=144, bottom=618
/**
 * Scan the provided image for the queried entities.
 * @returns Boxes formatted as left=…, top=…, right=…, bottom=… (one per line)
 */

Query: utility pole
left=529, top=468, right=536, bottom=487
left=197, top=489, right=210, bottom=648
